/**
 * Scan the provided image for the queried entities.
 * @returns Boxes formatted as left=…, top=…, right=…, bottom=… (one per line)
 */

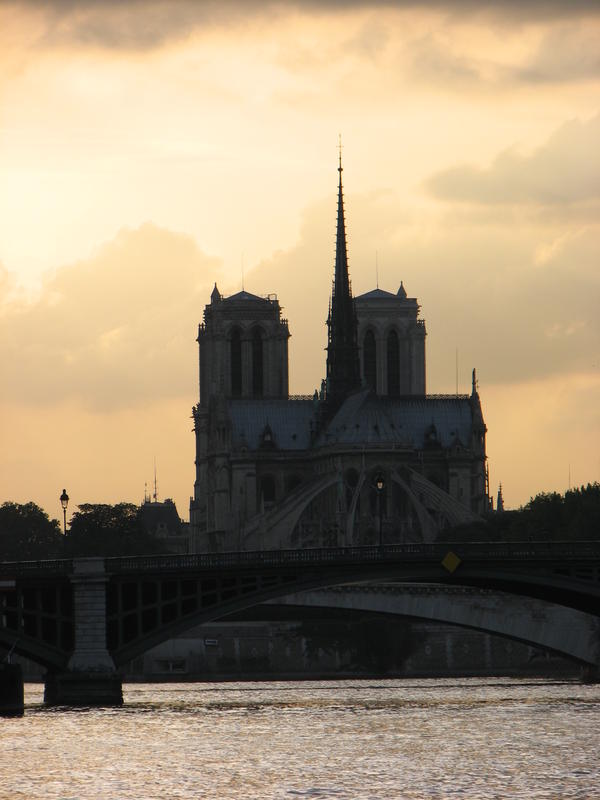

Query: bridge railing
left=0, top=559, right=73, bottom=576
left=104, top=541, right=600, bottom=574
left=1, top=542, right=598, bottom=577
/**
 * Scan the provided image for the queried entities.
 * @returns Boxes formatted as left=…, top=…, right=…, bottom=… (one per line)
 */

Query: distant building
left=190, top=156, right=490, bottom=552
left=140, top=498, right=190, bottom=554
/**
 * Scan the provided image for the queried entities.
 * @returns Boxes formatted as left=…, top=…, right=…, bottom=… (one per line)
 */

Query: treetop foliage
left=0, top=500, right=173, bottom=560
left=0, top=501, right=63, bottom=561
left=438, top=483, right=600, bottom=542
left=65, top=503, right=171, bottom=557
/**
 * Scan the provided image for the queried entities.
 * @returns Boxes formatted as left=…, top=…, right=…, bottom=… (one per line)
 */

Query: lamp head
left=60, top=489, right=69, bottom=511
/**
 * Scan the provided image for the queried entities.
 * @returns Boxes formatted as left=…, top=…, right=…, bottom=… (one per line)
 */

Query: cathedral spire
left=325, top=144, right=360, bottom=411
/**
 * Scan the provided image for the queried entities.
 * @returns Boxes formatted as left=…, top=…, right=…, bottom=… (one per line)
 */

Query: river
left=0, top=678, right=597, bottom=799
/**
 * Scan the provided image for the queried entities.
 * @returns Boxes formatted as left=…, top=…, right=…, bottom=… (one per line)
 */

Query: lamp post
left=375, top=473, right=385, bottom=550
left=59, top=489, right=69, bottom=535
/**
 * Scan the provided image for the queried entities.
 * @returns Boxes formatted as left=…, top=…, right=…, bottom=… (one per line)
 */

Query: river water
left=0, top=678, right=597, bottom=799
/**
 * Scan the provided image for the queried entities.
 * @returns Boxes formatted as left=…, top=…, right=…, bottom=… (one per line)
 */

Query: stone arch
left=389, top=469, right=438, bottom=542
left=362, top=328, right=377, bottom=391
left=229, top=326, right=242, bottom=397
left=108, top=560, right=600, bottom=668
left=242, top=473, right=341, bottom=548
left=386, top=329, right=400, bottom=397
left=270, top=587, right=600, bottom=668
left=251, top=326, right=264, bottom=397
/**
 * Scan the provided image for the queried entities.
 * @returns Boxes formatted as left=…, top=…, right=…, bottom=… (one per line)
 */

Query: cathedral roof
left=223, top=290, right=271, bottom=304
left=226, top=391, right=475, bottom=454
left=227, top=398, right=316, bottom=451
left=355, top=284, right=416, bottom=304
left=355, top=288, right=397, bottom=300
left=318, top=390, right=473, bottom=449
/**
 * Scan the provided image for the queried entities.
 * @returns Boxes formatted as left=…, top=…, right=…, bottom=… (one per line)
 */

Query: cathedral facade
left=190, top=159, right=489, bottom=553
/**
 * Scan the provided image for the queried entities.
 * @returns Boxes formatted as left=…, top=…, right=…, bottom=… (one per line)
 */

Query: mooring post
left=44, top=558, right=123, bottom=706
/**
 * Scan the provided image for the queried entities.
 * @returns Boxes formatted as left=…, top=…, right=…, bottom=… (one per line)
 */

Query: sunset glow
left=1, top=1, right=598, bottom=520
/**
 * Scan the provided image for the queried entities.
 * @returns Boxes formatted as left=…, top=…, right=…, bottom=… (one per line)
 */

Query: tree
left=65, top=502, right=172, bottom=557
left=436, top=483, right=600, bottom=542
left=0, top=502, right=63, bottom=561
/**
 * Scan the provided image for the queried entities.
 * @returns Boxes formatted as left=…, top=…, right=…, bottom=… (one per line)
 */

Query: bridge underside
left=263, top=585, right=600, bottom=666
left=104, top=552, right=600, bottom=667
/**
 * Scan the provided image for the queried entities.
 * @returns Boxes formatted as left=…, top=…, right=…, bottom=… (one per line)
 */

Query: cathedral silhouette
left=190, top=156, right=489, bottom=552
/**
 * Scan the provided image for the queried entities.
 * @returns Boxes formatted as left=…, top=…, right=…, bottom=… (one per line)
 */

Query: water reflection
left=3, top=678, right=598, bottom=799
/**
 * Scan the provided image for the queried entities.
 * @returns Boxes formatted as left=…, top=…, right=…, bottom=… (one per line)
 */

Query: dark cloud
left=405, top=23, right=600, bottom=90
left=426, top=114, right=600, bottom=206
left=515, top=24, right=600, bottom=83
left=11, top=1, right=600, bottom=52
left=0, top=224, right=219, bottom=410
left=406, top=34, right=485, bottom=87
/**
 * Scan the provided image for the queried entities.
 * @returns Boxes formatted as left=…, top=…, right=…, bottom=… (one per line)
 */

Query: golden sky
left=1, top=1, right=599, bottom=522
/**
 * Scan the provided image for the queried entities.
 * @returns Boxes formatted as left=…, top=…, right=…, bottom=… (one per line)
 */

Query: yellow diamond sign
left=442, top=551, right=461, bottom=573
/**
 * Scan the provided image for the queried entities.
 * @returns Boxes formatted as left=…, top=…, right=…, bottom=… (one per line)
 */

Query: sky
left=1, top=0, right=598, bottom=523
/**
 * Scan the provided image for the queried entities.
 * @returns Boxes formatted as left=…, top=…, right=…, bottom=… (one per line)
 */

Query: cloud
left=404, top=22, right=600, bottom=90
left=0, top=224, right=219, bottom=410
left=6, top=1, right=600, bottom=54
left=516, top=23, right=600, bottom=83
left=426, top=114, right=600, bottom=206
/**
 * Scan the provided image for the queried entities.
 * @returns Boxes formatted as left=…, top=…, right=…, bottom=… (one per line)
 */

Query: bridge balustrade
left=103, top=541, right=600, bottom=574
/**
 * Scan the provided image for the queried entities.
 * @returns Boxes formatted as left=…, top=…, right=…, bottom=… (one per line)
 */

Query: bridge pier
left=44, top=558, right=122, bottom=706
left=0, top=663, right=24, bottom=717
left=580, top=664, right=599, bottom=684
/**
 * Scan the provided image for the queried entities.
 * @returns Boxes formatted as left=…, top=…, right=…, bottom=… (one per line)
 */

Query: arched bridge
left=1, top=541, right=599, bottom=704
left=267, top=585, right=600, bottom=668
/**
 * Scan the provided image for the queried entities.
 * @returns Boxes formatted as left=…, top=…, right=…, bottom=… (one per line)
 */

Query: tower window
left=387, top=330, right=400, bottom=397
left=230, top=328, right=242, bottom=397
left=252, top=328, right=264, bottom=396
left=363, top=330, right=376, bottom=391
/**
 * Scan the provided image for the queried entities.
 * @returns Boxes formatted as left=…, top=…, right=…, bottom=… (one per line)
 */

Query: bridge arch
left=3, top=544, right=599, bottom=674
left=105, top=548, right=600, bottom=667
left=0, top=629, right=68, bottom=671
left=267, top=585, right=600, bottom=667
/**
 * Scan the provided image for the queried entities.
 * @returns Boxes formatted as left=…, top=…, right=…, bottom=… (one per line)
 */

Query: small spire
left=211, top=283, right=221, bottom=304
left=397, top=281, right=407, bottom=298
left=472, top=367, right=478, bottom=395
left=497, top=483, right=504, bottom=512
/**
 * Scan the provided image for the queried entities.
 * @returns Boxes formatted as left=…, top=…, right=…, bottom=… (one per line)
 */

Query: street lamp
left=374, top=473, right=385, bottom=549
left=59, top=489, right=69, bottom=535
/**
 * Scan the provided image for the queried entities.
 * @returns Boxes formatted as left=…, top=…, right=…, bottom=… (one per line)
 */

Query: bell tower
left=191, top=286, right=290, bottom=546
left=197, top=286, right=290, bottom=406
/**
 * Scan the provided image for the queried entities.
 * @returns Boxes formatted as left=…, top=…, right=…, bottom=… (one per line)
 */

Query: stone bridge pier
left=44, top=559, right=122, bottom=706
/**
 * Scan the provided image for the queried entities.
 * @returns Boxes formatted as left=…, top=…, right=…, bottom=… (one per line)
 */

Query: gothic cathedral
left=190, top=157, right=490, bottom=552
